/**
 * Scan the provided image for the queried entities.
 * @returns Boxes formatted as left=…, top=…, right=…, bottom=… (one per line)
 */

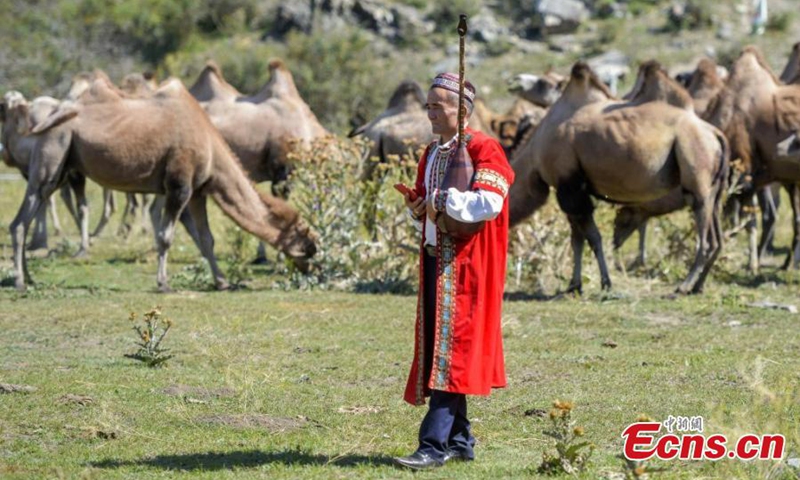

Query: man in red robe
left=393, top=73, right=514, bottom=470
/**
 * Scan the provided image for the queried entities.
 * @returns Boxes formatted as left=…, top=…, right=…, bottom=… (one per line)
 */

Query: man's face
left=426, top=87, right=459, bottom=137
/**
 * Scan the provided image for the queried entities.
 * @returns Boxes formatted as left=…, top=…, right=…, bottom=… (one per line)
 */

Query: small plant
left=171, top=259, right=214, bottom=291
left=225, top=225, right=254, bottom=289
left=537, top=399, right=594, bottom=475
left=124, top=307, right=175, bottom=368
left=617, top=415, right=668, bottom=479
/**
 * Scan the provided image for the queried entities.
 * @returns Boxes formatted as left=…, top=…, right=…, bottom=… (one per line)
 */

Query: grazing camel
left=10, top=76, right=316, bottom=292
left=509, top=62, right=729, bottom=294
left=1, top=92, right=87, bottom=252
left=348, top=80, right=434, bottom=181
left=188, top=59, right=329, bottom=262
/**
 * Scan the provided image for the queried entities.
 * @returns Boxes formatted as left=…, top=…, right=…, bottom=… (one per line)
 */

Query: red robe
left=403, top=128, right=515, bottom=406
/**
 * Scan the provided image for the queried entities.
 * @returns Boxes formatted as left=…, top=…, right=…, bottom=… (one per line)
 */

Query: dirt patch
left=58, top=394, right=93, bottom=406
left=337, top=405, right=381, bottom=414
left=0, top=383, right=37, bottom=394
left=161, top=384, right=235, bottom=400
left=196, top=414, right=307, bottom=433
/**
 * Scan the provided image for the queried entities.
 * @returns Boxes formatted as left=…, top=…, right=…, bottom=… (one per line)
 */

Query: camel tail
left=509, top=169, right=550, bottom=227
left=713, top=128, right=730, bottom=211
left=30, top=105, right=78, bottom=134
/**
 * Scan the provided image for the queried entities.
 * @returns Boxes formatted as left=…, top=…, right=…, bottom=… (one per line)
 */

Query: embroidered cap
left=430, top=73, right=476, bottom=105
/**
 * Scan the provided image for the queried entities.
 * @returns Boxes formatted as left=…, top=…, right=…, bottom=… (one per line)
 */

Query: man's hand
left=406, top=194, right=425, bottom=220
left=427, top=196, right=438, bottom=221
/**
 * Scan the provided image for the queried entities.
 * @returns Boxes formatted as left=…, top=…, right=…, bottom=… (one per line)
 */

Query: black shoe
left=442, top=449, right=474, bottom=464
left=393, top=451, right=443, bottom=470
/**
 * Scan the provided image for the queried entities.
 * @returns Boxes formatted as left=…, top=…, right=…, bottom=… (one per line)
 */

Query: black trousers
left=417, top=251, right=476, bottom=461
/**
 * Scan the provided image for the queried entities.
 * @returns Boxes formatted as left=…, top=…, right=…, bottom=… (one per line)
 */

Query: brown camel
left=509, top=62, right=729, bottom=294
left=507, top=70, right=566, bottom=107
left=700, top=47, right=800, bottom=270
left=686, top=58, right=728, bottom=116
left=189, top=59, right=328, bottom=187
left=10, top=76, right=316, bottom=292
left=348, top=80, right=434, bottom=181
left=188, top=59, right=329, bottom=262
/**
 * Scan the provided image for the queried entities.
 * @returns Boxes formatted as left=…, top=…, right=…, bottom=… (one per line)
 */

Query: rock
left=471, top=7, right=509, bottom=43
left=716, top=21, right=733, bottom=40
left=274, top=1, right=314, bottom=36
left=533, top=0, right=590, bottom=36
left=587, top=50, right=630, bottom=95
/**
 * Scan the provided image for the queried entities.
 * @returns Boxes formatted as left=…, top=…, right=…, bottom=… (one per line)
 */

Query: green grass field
left=1, top=163, right=800, bottom=479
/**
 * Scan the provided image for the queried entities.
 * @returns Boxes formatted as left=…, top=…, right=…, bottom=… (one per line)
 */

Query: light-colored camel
left=188, top=59, right=329, bottom=262
left=507, top=70, right=566, bottom=107
left=1, top=92, right=85, bottom=252
left=508, top=61, right=729, bottom=294
left=780, top=42, right=800, bottom=84
left=189, top=59, right=328, bottom=187
left=10, top=76, right=317, bottom=292
left=348, top=80, right=434, bottom=181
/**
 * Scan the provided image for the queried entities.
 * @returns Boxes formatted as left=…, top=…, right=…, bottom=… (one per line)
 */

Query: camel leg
left=91, top=189, right=115, bottom=238
left=581, top=214, right=612, bottom=290
left=117, top=193, right=138, bottom=237
left=59, top=183, right=80, bottom=233
left=565, top=215, right=586, bottom=294
left=186, top=196, right=229, bottom=290
left=692, top=189, right=725, bottom=294
left=28, top=202, right=49, bottom=251
left=48, top=195, right=62, bottom=236
left=253, top=242, right=269, bottom=265
left=756, top=185, right=777, bottom=260
left=140, top=194, right=154, bottom=235
left=678, top=195, right=715, bottom=294
left=630, top=222, right=647, bottom=269
left=782, top=183, right=800, bottom=270
left=744, top=192, right=759, bottom=273
left=156, top=186, right=192, bottom=293
left=67, top=173, right=90, bottom=258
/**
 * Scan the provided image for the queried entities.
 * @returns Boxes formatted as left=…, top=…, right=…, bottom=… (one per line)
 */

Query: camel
left=1, top=92, right=69, bottom=250
left=508, top=61, right=729, bottom=294
left=780, top=42, right=800, bottom=84
left=188, top=59, right=329, bottom=262
left=348, top=80, right=434, bottom=181
left=699, top=47, right=800, bottom=270
left=9, top=75, right=317, bottom=292
left=686, top=58, right=728, bottom=116
left=507, top=70, right=566, bottom=107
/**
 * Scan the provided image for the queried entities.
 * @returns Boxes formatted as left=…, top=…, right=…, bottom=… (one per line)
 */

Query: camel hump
left=386, top=80, right=425, bottom=109
left=571, top=61, right=615, bottom=99
left=30, top=103, right=79, bottom=135
left=189, top=61, right=240, bottom=101
left=261, top=58, right=300, bottom=99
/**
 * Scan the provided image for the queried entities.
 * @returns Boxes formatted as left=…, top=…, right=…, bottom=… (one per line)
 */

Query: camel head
left=508, top=72, right=564, bottom=107
left=258, top=191, right=317, bottom=271
left=386, top=80, right=425, bottom=110
left=563, top=62, right=616, bottom=103
left=781, top=42, right=800, bottom=84
left=613, top=206, right=647, bottom=250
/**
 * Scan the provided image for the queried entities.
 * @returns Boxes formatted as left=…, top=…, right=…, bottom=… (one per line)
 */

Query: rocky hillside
left=3, top=0, right=798, bottom=133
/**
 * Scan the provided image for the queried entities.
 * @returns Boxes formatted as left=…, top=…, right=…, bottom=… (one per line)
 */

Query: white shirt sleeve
left=445, top=188, right=504, bottom=223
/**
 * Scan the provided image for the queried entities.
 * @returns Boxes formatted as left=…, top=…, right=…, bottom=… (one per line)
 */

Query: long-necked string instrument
left=437, top=14, right=486, bottom=238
